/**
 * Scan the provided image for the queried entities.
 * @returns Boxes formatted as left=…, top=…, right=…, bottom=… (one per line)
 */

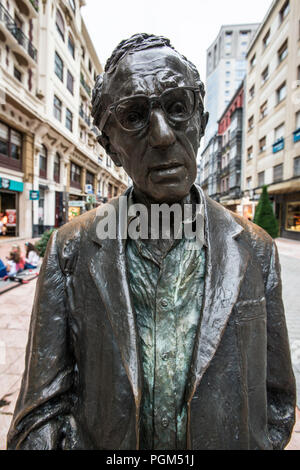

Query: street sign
left=30, top=190, right=40, bottom=201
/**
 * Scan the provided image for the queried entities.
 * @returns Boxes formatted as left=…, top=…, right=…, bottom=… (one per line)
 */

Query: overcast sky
left=81, top=0, right=273, bottom=80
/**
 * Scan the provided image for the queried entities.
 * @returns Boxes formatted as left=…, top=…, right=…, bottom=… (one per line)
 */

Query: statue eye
left=166, top=101, right=188, bottom=118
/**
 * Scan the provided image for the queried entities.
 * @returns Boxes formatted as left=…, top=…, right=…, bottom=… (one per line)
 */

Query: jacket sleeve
left=7, top=231, right=75, bottom=450
left=266, top=241, right=296, bottom=449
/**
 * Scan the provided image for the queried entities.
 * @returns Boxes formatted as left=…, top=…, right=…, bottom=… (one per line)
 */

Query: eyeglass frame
left=98, top=86, right=204, bottom=133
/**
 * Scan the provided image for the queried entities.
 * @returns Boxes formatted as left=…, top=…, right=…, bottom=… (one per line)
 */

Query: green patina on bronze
left=126, top=234, right=206, bottom=450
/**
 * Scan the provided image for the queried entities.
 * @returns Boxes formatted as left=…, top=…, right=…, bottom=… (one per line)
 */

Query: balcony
left=0, top=3, right=37, bottom=64
left=293, top=128, right=300, bottom=143
left=80, top=73, right=91, bottom=98
left=272, top=137, right=285, bottom=153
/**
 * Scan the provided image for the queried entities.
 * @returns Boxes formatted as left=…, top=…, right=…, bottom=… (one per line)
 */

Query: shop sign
left=30, top=190, right=40, bottom=201
left=86, top=195, right=96, bottom=205
left=0, top=178, right=23, bottom=192
left=69, top=200, right=86, bottom=207
left=5, top=209, right=16, bottom=227
left=85, top=184, right=94, bottom=194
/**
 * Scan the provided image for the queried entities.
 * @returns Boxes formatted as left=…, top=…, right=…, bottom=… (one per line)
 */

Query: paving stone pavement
left=0, top=238, right=299, bottom=450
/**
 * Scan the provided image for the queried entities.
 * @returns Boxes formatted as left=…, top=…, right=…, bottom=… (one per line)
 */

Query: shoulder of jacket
left=54, top=208, right=98, bottom=274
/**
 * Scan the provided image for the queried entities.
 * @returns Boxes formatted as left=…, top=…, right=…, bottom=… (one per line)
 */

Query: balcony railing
left=80, top=73, right=91, bottom=97
left=293, top=128, right=300, bottom=143
left=79, top=107, right=91, bottom=127
left=29, top=0, right=39, bottom=12
left=272, top=137, right=285, bottom=153
left=0, top=3, right=37, bottom=61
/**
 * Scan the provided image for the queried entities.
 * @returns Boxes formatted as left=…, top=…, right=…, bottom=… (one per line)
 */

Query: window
left=249, top=85, right=255, bottom=100
left=68, top=34, right=75, bottom=58
left=259, top=136, right=266, bottom=153
left=246, top=177, right=252, bottom=189
left=278, top=40, right=288, bottom=64
left=53, top=95, right=62, bottom=121
left=250, top=54, right=256, bottom=68
left=66, top=108, right=73, bottom=132
left=54, top=153, right=60, bottom=183
left=263, top=29, right=270, bottom=49
left=88, top=59, right=92, bottom=73
left=296, top=111, right=300, bottom=130
left=247, top=146, right=253, bottom=160
left=55, top=9, right=65, bottom=41
left=273, top=164, right=283, bottom=183
left=70, top=162, right=81, bottom=188
left=0, top=122, right=22, bottom=170
left=39, top=145, right=47, bottom=179
left=294, top=157, right=300, bottom=176
left=275, top=123, right=284, bottom=141
left=225, top=71, right=231, bottom=77
left=248, top=115, right=254, bottom=131
left=81, top=46, right=85, bottom=59
left=279, top=0, right=289, bottom=24
left=261, top=66, right=269, bottom=84
left=67, top=70, right=74, bottom=95
left=258, top=171, right=265, bottom=186
left=54, top=52, right=63, bottom=81
left=86, top=170, right=94, bottom=191
left=277, top=82, right=287, bottom=104
left=13, top=66, right=22, bottom=82
left=260, top=101, right=268, bottom=119
left=225, top=81, right=230, bottom=87
left=106, top=156, right=111, bottom=167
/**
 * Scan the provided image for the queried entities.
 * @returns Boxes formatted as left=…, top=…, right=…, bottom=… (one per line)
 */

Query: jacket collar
left=89, top=185, right=249, bottom=441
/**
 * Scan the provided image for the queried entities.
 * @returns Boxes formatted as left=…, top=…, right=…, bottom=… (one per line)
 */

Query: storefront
left=68, top=196, right=86, bottom=222
left=274, top=192, right=300, bottom=241
left=0, top=177, right=23, bottom=237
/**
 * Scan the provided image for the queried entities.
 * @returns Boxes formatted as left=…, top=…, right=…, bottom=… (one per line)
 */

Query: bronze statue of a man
left=7, top=34, right=295, bottom=450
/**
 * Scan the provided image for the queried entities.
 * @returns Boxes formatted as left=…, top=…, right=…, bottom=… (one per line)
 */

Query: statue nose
left=148, top=110, right=176, bottom=149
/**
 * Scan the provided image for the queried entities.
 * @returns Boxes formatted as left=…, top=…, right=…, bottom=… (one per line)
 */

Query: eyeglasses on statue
left=99, top=86, right=203, bottom=133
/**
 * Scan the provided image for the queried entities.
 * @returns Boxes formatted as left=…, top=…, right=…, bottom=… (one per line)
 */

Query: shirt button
left=160, top=299, right=168, bottom=308
left=161, top=352, right=168, bottom=361
left=161, top=417, right=169, bottom=428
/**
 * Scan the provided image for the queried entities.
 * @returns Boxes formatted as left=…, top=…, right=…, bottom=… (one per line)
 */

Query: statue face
left=103, top=47, right=204, bottom=203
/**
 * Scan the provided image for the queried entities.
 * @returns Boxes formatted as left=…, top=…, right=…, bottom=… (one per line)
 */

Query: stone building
left=0, top=0, right=128, bottom=238
left=242, top=0, right=300, bottom=240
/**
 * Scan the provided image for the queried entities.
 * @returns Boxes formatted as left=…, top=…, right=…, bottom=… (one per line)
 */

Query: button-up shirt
left=125, top=188, right=206, bottom=450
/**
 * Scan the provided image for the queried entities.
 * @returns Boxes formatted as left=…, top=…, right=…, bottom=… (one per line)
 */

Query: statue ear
left=200, top=111, right=209, bottom=137
left=97, top=133, right=122, bottom=167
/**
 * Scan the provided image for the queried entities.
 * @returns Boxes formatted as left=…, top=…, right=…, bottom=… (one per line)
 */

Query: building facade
left=242, top=0, right=300, bottom=240
left=198, top=83, right=244, bottom=214
left=204, top=23, right=259, bottom=146
left=0, top=0, right=128, bottom=239
left=217, top=83, right=244, bottom=212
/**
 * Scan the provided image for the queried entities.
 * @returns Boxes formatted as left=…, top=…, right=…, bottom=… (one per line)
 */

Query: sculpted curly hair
left=91, top=33, right=206, bottom=129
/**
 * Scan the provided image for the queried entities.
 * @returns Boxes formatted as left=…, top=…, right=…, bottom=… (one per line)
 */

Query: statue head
left=92, top=33, right=209, bottom=203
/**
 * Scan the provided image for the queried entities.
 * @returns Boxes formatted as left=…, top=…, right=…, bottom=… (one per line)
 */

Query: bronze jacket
left=7, top=188, right=296, bottom=450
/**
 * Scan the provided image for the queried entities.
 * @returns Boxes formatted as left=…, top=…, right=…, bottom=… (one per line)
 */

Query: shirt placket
left=153, top=258, right=177, bottom=450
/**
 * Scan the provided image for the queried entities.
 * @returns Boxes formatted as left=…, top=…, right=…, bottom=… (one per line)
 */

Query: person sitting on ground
left=3, top=251, right=28, bottom=284
left=24, top=242, right=40, bottom=270
left=11, top=245, right=25, bottom=272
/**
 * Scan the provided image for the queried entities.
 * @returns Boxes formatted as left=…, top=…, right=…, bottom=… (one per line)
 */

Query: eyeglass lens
left=115, top=88, right=196, bottom=131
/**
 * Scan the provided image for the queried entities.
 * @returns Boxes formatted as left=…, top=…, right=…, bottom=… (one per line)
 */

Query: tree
left=253, top=185, right=278, bottom=238
left=35, top=229, right=56, bottom=258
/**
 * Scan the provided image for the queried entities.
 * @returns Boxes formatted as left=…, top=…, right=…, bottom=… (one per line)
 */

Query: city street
left=0, top=237, right=299, bottom=450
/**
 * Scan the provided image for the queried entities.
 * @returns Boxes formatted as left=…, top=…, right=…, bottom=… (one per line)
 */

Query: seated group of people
left=0, top=242, right=40, bottom=281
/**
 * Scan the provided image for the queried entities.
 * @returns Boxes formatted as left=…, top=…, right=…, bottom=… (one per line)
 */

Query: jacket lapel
left=186, top=190, right=250, bottom=404
left=88, top=196, right=142, bottom=429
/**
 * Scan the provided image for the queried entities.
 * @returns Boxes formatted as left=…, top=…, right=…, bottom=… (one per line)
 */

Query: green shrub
left=253, top=185, right=278, bottom=238
left=35, top=229, right=57, bottom=258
